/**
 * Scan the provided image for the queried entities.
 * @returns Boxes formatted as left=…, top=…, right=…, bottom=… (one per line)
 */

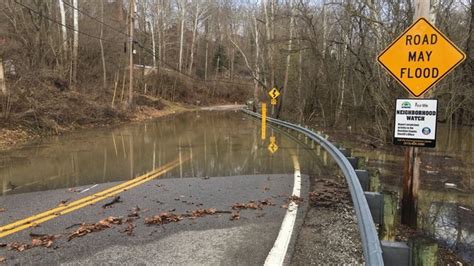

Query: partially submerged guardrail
left=242, top=109, right=384, bottom=266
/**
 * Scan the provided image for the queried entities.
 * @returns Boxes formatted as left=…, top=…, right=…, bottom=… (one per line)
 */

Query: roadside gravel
left=291, top=175, right=364, bottom=265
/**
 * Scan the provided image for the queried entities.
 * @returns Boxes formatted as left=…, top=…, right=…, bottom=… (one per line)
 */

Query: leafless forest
left=0, top=0, right=472, bottom=139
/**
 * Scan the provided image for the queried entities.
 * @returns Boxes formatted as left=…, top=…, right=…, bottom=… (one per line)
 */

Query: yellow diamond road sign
left=377, top=18, right=466, bottom=97
left=268, top=88, right=280, bottom=99
left=268, top=142, right=278, bottom=154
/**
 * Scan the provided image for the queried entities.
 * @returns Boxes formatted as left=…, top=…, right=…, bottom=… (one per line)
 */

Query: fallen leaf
left=187, top=208, right=219, bottom=219
left=30, top=233, right=60, bottom=248
left=144, top=212, right=182, bottom=225
left=289, top=195, right=304, bottom=204
left=58, top=198, right=71, bottom=207
left=8, top=242, right=30, bottom=252
left=0, top=256, right=5, bottom=263
left=246, top=202, right=261, bottom=210
left=120, top=222, right=135, bottom=236
left=259, top=199, right=275, bottom=206
left=0, top=208, right=5, bottom=212
left=281, top=204, right=288, bottom=209
left=230, top=212, right=240, bottom=221
left=231, top=203, right=246, bottom=210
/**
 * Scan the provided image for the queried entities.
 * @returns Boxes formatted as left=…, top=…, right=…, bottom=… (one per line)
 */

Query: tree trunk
left=188, top=4, right=200, bottom=75
left=253, top=13, right=261, bottom=104
left=58, top=0, right=68, bottom=62
left=100, top=0, right=107, bottom=90
left=0, top=58, right=6, bottom=95
left=277, top=0, right=295, bottom=119
left=72, top=0, right=79, bottom=88
left=263, top=0, right=274, bottom=89
left=178, top=1, right=186, bottom=72
left=128, top=0, right=134, bottom=107
left=204, top=17, right=209, bottom=80
left=150, top=20, right=157, bottom=69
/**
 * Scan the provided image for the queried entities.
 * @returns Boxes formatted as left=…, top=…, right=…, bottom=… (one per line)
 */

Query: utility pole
left=401, top=0, right=431, bottom=228
left=128, top=0, right=134, bottom=107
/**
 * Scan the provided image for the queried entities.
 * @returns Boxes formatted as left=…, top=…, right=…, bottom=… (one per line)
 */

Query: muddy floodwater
left=352, top=124, right=473, bottom=262
left=0, top=110, right=336, bottom=196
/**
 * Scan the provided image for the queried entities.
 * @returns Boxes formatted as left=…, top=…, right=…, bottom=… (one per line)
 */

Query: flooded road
left=0, top=110, right=333, bottom=196
left=0, top=110, right=339, bottom=265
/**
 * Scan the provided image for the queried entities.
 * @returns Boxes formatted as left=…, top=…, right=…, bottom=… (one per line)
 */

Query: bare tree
left=72, top=0, right=79, bottom=87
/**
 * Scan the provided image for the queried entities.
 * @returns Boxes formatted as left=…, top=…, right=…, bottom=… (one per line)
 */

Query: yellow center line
left=0, top=156, right=188, bottom=238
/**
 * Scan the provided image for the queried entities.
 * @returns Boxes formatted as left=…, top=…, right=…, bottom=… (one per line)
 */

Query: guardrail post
left=355, top=170, right=369, bottom=191
left=381, top=241, right=411, bottom=266
left=380, top=192, right=397, bottom=241
left=339, top=147, right=352, bottom=157
left=364, top=192, right=383, bottom=225
left=347, top=157, right=359, bottom=169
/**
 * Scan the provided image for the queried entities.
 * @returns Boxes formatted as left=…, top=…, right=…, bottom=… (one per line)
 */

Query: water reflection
left=0, top=111, right=330, bottom=196
left=383, top=184, right=474, bottom=262
left=427, top=202, right=473, bottom=262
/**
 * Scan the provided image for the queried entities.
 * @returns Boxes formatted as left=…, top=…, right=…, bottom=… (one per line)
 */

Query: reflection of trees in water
left=426, top=201, right=473, bottom=262
left=0, top=111, right=332, bottom=196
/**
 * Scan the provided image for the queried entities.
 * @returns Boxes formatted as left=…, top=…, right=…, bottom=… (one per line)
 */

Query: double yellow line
left=0, top=157, right=185, bottom=238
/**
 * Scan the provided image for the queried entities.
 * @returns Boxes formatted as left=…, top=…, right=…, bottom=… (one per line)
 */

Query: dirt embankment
left=0, top=87, right=190, bottom=151
left=0, top=70, right=252, bottom=151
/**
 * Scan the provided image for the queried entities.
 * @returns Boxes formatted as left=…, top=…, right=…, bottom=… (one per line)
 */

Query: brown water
left=0, top=110, right=336, bottom=196
left=353, top=124, right=473, bottom=262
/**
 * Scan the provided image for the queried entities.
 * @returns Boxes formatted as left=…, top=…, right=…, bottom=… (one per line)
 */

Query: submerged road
left=0, top=109, right=337, bottom=264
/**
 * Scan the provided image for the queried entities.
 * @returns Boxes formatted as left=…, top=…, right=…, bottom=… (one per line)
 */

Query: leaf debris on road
left=289, top=195, right=304, bottom=204
left=231, top=199, right=275, bottom=210
left=8, top=242, right=30, bottom=252
left=120, top=222, right=136, bottom=236
left=127, top=206, right=141, bottom=219
left=230, top=212, right=240, bottom=221
left=144, top=212, right=183, bottom=225
left=29, top=233, right=60, bottom=248
left=0, top=256, right=5, bottom=263
left=68, top=216, right=123, bottom=241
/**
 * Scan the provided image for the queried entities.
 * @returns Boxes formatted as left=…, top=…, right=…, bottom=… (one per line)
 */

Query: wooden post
left=128, top=0, right=135, bottom=107
left=401, top=0, right=431, bottom=228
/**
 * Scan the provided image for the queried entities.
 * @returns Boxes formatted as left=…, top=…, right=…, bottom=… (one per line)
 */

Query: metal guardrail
left=242, top=109, right=384, bottom=266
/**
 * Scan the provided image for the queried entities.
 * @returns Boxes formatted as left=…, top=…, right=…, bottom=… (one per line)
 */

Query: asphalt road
left=0, top=174, right=309, bottom=265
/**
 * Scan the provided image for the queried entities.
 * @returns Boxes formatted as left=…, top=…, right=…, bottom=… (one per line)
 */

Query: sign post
left=377, top=2, right=465, bottom=227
